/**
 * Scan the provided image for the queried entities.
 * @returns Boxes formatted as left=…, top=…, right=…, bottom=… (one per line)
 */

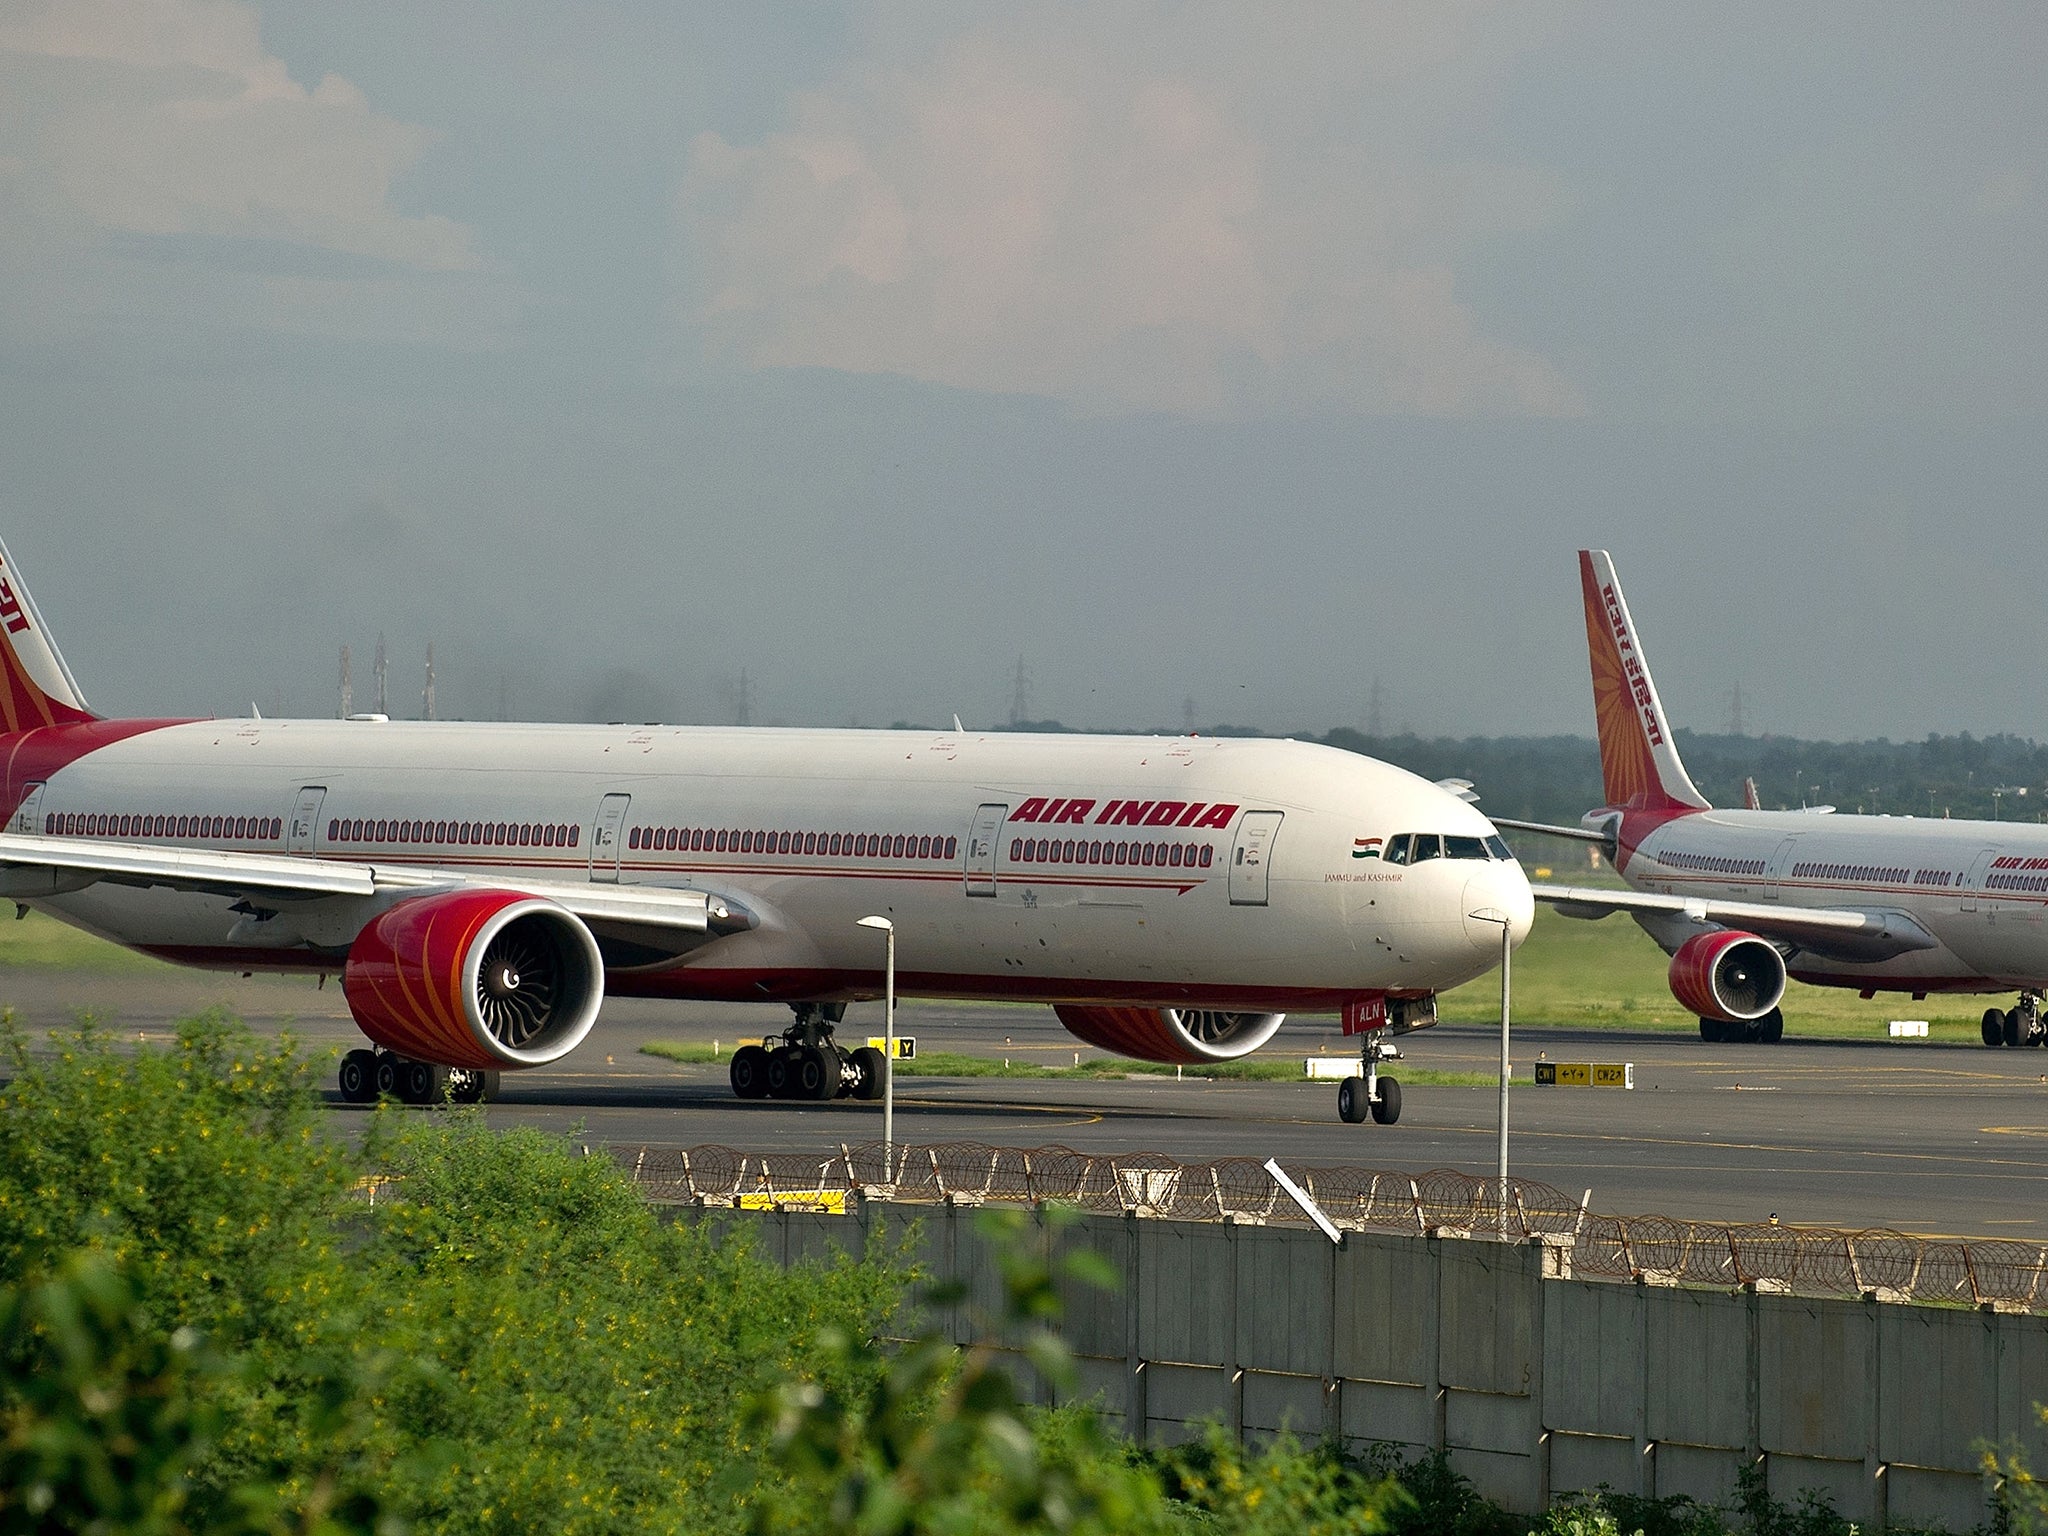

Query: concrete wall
left=686, top=1200, right=2048, bottom=1531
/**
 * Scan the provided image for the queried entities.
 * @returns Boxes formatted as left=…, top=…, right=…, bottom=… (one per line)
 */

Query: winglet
left=0, top=538, right=95, bottom=730
left=1578, top=550, right=1707, bottom=812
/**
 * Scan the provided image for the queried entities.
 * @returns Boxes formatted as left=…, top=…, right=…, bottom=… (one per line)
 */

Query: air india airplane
left=0, top=534, right=1531, bottom=1122
left=1499, top=550, right=2048, bottom=1049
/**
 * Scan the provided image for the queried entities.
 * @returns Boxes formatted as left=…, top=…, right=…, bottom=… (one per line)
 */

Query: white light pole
left=1469, top=908, right=1512, bottom=1232
left=856, top=915, right=896, bottom=1180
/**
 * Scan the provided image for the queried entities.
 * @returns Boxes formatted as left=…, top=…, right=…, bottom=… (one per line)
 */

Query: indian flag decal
left=1352, top=837, right=1383, bottom=859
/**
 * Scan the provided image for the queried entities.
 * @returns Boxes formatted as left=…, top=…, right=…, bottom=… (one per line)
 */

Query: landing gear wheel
left=374, top=1052, right=400, bottom=1098
left=765, top=1048, right=797, bottom=1099
left=730, top=1044, right=771, bottom=1099
left=1699, top=1017, right=1725, bottom=1043
left=1337, top=1076, right=1369, bottom=1124
left=338, top=1049, right=378, bottom=1104
left=1983, top=1008, right=2007, bottom=1048
left=1758, top=1009, right=1784, bottom=1044
left=2005, top=1009, right=2023, bottom=1048
left=1370, top=1076, right=1402, bottom=1125
left=793, top=1044, right=836, bottom=1102
left=396, top=1059, right=443, bottom=1106
left=850, top=1046, right=888, bottom=1102
left=446, top=1068, right=496, bottom=1105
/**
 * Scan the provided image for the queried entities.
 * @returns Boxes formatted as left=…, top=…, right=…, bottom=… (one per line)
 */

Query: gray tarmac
left=6, top=969, right=2046, bottom=1239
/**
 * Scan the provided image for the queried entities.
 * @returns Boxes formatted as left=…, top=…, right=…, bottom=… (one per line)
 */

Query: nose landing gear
left=1337, top=1033, right=1401, bottom=1125
left=1982, top=992, right=2046, bottom=1048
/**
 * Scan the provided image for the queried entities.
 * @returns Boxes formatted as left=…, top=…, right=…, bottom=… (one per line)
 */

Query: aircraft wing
left=0, top=832, right=746, bottom=941
left=1530, top=883, right=1938, bottom=958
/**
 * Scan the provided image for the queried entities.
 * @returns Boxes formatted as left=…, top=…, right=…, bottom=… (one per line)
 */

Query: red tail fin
left=1579, top=550, right=1708, bottom=812
left=0, top=538, right=96, bottom=730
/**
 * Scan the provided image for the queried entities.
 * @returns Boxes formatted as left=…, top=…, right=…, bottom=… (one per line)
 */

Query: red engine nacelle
left=1052, top=1005, right=1286, bottom=1064
left=343, top=890, right=605, bottom=1070
left=1668, top=930, right=1785, bottom=1023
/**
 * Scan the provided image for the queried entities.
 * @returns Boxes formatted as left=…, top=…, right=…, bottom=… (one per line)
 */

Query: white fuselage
left=1619, top=807, right=2048, bottom=992
left=17, top=719, right=1532, bottom=1012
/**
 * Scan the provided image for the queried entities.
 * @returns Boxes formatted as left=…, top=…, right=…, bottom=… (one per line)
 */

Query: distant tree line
left=979, top=721, right=2048, bottom=827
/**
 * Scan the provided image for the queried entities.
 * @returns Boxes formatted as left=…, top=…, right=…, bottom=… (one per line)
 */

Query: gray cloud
left=675, top=5, right=1583, bottom=419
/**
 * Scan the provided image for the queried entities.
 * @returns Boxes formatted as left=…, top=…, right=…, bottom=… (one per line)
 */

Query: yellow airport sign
left=865, top=1036, right=917, bottom=1059
left=1533, top=1061, right=1633, bottom=1089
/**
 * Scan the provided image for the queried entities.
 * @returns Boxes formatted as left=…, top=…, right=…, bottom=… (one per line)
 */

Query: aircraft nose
left=1462, top=861, right=1535, bottom=954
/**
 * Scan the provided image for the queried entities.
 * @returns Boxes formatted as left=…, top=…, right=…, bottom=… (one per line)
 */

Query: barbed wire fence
left=608, top=1139, right=2048, bottom=1315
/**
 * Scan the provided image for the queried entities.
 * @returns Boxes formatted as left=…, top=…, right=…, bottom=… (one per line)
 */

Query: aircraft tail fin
left=1578, top=549, right=1708, bottom=812
left=0, top=538, right=96, bottom=730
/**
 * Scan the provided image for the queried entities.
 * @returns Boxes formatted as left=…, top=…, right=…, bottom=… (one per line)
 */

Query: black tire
left=397, top=1059, right=442, bottom=1106
left=1371, top=1076, right=1402, bottom=1125
left=338, top=1049, right=378, bottom=1104
left=794, top=1045, right=837, bottom=1101
left=1983, top=1008, right=2006, bottom=1048
left=374, top=1052, right=400, bottom=1097
left=1758, top=1009, right=1785, bottom=1044
left=447, top=1068, right=488, bottom=1105
left=850, top=1046, right=888, bottom=1102
left=1699, top=1017, right=1725, bottom=1043
left=1337, top=1076, right=1369, bottom=1123
left=1739, top=1018, right=1764, bottom=1044
left=2005, top=1009, right=2023, bottom=1048
left=729, top=1045, right=770, bottom=1099
left=764, top=1049, right=796, bottom=1099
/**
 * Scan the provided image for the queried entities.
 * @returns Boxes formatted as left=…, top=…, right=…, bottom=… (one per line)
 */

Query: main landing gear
left=728, top=1003, right=889, bottom=1103
left=1698, top=1009, right=1785, bottom=1044
left=337, top=1049, right=499, bottom=1106
left=1336, top=1033, right=1402, bottom=1125
left=1981, top=992, right=2047, bottom=1048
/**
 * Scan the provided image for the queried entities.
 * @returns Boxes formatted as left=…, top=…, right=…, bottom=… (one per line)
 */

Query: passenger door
left=285, top=786, right=326, bottom=854
left=590, top=793, right=631, bottom=883
left=11, top=783, right=44, bottom=835
left=1961, top=848, right=1999, bottom=915
left=1229, top=811, right=1283, bottom=906
left=964, top=803, right=1007, bottom=897
left=1764, top=836, right=1798, bottom=901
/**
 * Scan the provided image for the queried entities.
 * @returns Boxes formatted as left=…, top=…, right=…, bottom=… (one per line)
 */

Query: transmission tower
left=1182, top=695, right=1197, bottom=734
left=1008, top=657, right=1032, bottom=728
left=339, top=645, right=352, bottom=719
left=421, top=642, right=437, bottom=721
left=1366, top=675, right=1385, bottom=737
left=373, top=632, right=388, bottom=716
left=1726, top=681, right=1746, bottom=736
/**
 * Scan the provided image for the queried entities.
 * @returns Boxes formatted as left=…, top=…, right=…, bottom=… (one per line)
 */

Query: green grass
left=0, top=910, right=176, bottom=974
left=1440, top=905, right=1997, bottom=1042
left=639, top=1039, right=1495, bottom=1087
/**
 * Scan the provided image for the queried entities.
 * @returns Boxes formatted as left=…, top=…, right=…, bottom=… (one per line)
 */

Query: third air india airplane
left=1499, top=550, right=2048, bottom=1049
left=0, top=534, right=1531, bottom=1123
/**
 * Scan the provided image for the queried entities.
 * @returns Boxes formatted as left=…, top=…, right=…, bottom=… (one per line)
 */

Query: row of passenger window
left=48, top=811, right=281, bottom=842
left=629, top=825, right=958, bottom=862
left=1792, top=861, right=1910, bottom=884
left=1011, top=837, right=1213, bottom=869
left=1659, top=849, right=1766, bottom=876
left=1988, top=871, right=2048, bottom=893
left=329, top=818, right=580, bottom=849
left=1382, top=833, right=1513, bottom=865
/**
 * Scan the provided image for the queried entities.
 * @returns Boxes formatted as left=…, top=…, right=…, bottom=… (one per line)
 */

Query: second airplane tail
left=1578, top=549, right=1709, bottom=813
left=0, top=537, right=96, bottom=730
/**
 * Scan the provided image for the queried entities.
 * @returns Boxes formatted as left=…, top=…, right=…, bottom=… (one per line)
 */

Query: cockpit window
left=1382, top=834, right=1411, bottom=866
left=1445, top=835, right=1489, bottom=860
left=1484, top=834, right=1512, bottom=860
left=1409, top=833, right=1443, bottom=863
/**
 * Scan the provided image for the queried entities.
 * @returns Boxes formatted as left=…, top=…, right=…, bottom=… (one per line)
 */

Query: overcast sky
left=2, top=2, right=2043, bottom=741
